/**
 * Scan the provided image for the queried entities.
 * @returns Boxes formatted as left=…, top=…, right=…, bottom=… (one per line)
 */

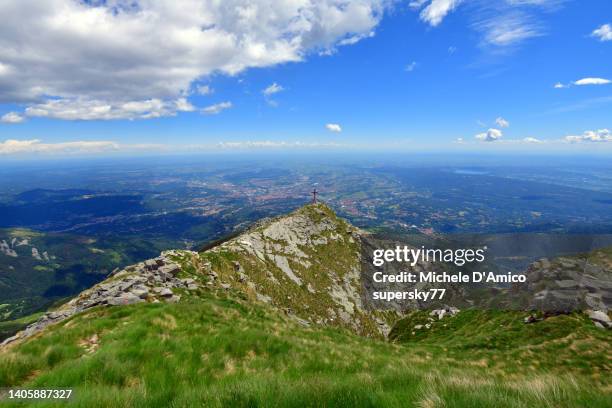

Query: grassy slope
left=180, top=204, right=391, bottom=337
left=0, top=296, right=610, bottom=408
left=390, top=310, right=611, bottom=378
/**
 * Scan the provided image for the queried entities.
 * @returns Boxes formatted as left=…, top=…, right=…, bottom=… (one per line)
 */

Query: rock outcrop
left=516, top=253, right=612, bottom=329
left=1, top=251, right=198, bottom=346
left=3, top=204, right=396, bottom=347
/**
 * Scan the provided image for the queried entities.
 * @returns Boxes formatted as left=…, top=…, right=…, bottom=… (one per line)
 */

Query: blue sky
left=0, top=0, right=611, bottom=156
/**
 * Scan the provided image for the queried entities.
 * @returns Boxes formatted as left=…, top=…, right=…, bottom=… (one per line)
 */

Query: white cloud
left=495, top=117, right=510, bottom=128
left=523, top=137, right=542, bottom=143
left=175, top=98, right=195, bottom=112
left=202, top=101, right=233, bottom=115
left=553, top=82, right=566, bottom=89
left=337, top=31, right=375, bottom=47
left=410, top=1, right=560, bottom=49
left=474, top=12, right=542, bottom=47
left=0, top=0, right=386, bottom=120
left=413, top=0, right=463, bottom=27
left=0, top=138, right=345, bottom=155
left=475, top=128, right=503, bottom=142
left=565, top=129, right=612, bottom=143
left=196, top=85, right=214, bottom=96
left=23, top=98, right=190, bottom=120
left=1, top=111, right=25, bottom=124
left=0, top=139, right=120, bottom=155
left=325, top=123, right=342, bottom=133
left=409, top=0, right=429, bottom=9
left=404, top=61, right=417, bottom=72
left=262, top=83, right=284, bottom=96
left=591, top=23, right=612, bottom=41
left=573, top=77, right=611, bottom=86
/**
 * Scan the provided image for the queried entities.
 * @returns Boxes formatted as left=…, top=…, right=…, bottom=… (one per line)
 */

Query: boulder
left=587, top=310, right=611, bottom=328
left=131, top=287, right=149, bottom=299
left=108, top=293, right=143, bottom=306
left=159, top=264, right=180, bottom=276
left=157, top=288, right=174, bottom=297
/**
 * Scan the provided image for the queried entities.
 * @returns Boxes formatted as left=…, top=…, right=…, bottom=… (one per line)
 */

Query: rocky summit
left=2, top=204, right=398, bottom=347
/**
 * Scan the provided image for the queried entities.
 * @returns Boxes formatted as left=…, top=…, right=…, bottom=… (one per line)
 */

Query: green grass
left=0, top=296, right=609, bottom=407
left=389, top=310, right=611, bottom=378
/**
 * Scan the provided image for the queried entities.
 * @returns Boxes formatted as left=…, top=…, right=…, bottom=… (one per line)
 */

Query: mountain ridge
left=2, top=203, right=397, bottom=347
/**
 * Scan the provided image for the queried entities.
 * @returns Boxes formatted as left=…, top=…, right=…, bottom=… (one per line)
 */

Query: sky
left=0, top=0, right=611, bottom=157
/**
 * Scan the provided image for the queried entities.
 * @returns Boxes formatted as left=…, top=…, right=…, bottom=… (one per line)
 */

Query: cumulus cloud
left=495, top=117, right=510, bottom=128
left=523, top=137, right=542, bottom=143
left=0, top=0, right=386, bottom=120
left=201, top=101, right=233, bottom=115
left=592, top=23, right=612, bottom=41
left=1, top=112, right=25, bottom=124
left=553, top=82, right=566, bottom=89
left=413, top=0, right=463, bottom=27
left=573, top=77, right=611, bottom=86
left=0, top=139, right=120, bottom=155
left=22, top=98, right=194, bottom=120
left=565, top=129, right=612, bottom=143
left=196, top=85, right=214, bottom=96
left=325, top=123, right=342, bottom=133
left=475, top=128, right=503, bottom=142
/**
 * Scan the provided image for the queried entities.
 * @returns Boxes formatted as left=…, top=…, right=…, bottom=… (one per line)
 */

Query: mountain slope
left=0, top=203, right=610, bottom=407
left=1, top=296, right=610, bottom=407
left=2, top=204, right=395, bottom=347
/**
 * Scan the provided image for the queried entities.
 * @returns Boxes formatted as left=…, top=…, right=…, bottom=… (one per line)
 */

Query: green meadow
left=1, top=294, right=609, bottom=407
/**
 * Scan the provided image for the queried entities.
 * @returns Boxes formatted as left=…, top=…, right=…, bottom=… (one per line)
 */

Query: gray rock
left=159, top=263, right=180, bottom=276
left=158, top=288, right=174, bottom=297
left=131, top=287, right=149, bottom=299
left=587, top=310, right=611, bottom=328
left=108, top=293, right=143, bottom=306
